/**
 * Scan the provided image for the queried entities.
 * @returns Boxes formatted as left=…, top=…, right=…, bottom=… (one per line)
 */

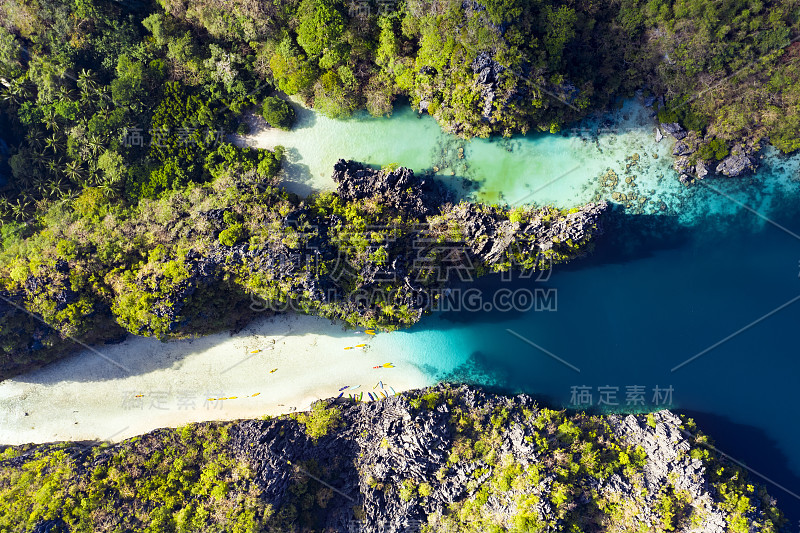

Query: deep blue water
left=393, top=186, right=800, bottom=520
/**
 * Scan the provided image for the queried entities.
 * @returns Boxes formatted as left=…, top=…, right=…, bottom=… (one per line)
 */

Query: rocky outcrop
left=1, top=159, right=608, bottom=380
left=444, top=201, right=607, bottom=265
left=331, top=159, right=451, bottom=218
left=660, top=122, right=687, bottom=140
left=695, top=159, right=709, bottom=179
left=472, top=52, right=504, bottom=121
left=11, top=385, right=786, bottom=533
left=716, top=144, right=757, bottom=177
left=225, top=385, right=782, bottom=532
left=608, top=411, right=729, bottom=532
left=658, top=120, right=761, bottom=182
left=138, top=161, right=606, bottom=337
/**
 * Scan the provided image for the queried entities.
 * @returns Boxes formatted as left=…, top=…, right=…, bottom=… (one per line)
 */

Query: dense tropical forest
left=0, top=0, right=799, bottom=375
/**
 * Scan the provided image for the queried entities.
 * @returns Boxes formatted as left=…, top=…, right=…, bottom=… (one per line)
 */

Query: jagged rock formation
left=471, top=52, right=505, bottom=121
left=227, top=385, right=784, bottom=532
left=658, top=120, right=760, bottom=182
left=715, top=144, right=758, bottom=177
left=660, top=122, right=687, bottom=140
left=332, top=159, right=451, bottom=218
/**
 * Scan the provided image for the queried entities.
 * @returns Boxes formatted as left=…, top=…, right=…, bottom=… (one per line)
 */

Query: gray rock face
left=715, top=145, right=756, bottom=177
left=673, top=140, right=692, bottom=156
left=224, top=385, right=779, bottom=532
left=674, top=156, right=693, bottom=175
left=472, top=52, right=504, bottom=120
left=444, top=201, right=608, bottom=266
left=695, top=160, right=709, bottom=179
left=660, top=122, right=687, bottom=140
left=332, top=159, right=450, bottom=218
left=608, top=411, right=729, bottom=533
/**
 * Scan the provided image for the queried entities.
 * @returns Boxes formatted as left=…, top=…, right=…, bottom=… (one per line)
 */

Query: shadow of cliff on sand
left=10, top=313, right=351, bottom=385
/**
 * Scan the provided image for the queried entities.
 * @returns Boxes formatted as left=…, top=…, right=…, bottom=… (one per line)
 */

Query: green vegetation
left=0, top=424, right=272, bottom=532
left=136, top=0, right=800, bottom=151
left=261, top=96, right=295, bottom=130
left=293, top=400, right=342, bottom=442
left=0, top=0, right=796, bottom=374
left=622, top=0, right=800, bottom=154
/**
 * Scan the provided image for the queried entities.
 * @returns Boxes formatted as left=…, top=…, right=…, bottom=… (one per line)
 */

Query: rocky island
left=0, top=385, right=785, bottom=532
left=0, top=159, right=606, bottom=380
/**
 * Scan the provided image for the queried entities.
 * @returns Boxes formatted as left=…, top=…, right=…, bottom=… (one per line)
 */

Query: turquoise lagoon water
left=246, top=101, right=800, bottom=517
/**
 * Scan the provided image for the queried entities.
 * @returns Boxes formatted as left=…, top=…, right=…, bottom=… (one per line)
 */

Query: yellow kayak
left=251, top=392, right=261, bottom=397
left=355, top=343, right=367, bottom=347
left=365, top=330, right=376, bottom=335
left=270, top=368, right=278, bottom=373
left=250, top=349, right=261, bottom=354
left=344, top=346, right=353, bottom=350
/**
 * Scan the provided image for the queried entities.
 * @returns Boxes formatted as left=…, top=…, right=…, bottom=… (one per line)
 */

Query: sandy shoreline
left=0, top=314, right=432, bottom=445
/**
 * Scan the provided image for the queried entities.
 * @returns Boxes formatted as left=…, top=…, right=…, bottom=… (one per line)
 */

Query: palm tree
left=0, top=78, right=31, bottom=106
left=0, top=197, right=11, bottom=219
left=45, top=134, right=62, bottom=153
left=98, top=180, right=119, bottom=199
left=10, top=198, right=29, bottom=221
left=43, top=108, right=59, bottom=132
left=86, top=135, right=104, bottom=156
left=26, top=129, right=45, bottom=152
left=33, top=175, right=50, bottom=197
left=64, top=160, right=84, bottom=183
left=48, top=178, right=69, bottom=199
left=58, top=85, right=75, bottom=102
left=86, top=165, right=102, bottom=186
left=77, top=69, right=98, bottom=92
left=46, top=157, right=64, bottom=176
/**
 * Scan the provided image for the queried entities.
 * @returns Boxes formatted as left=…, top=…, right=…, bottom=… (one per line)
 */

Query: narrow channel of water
left=240, top=100, right=800, bottom=517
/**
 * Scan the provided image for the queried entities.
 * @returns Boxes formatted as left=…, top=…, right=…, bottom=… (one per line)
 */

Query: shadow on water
left=679, top=409, right=800, bottom=522
left=435, top=349, right=563, bottom=407
left=292, top=102, right=318, bottom=131
left=560, top=209, right=692, bottom=270
left=278, top=146, right=315, bottom=197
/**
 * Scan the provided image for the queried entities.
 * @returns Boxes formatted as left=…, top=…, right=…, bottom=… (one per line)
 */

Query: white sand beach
left=0, top=314, right=432, bottom=444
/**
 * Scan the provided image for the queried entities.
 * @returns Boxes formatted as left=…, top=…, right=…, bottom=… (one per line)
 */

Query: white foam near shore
left=0, top=314, right=432, bottom=445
